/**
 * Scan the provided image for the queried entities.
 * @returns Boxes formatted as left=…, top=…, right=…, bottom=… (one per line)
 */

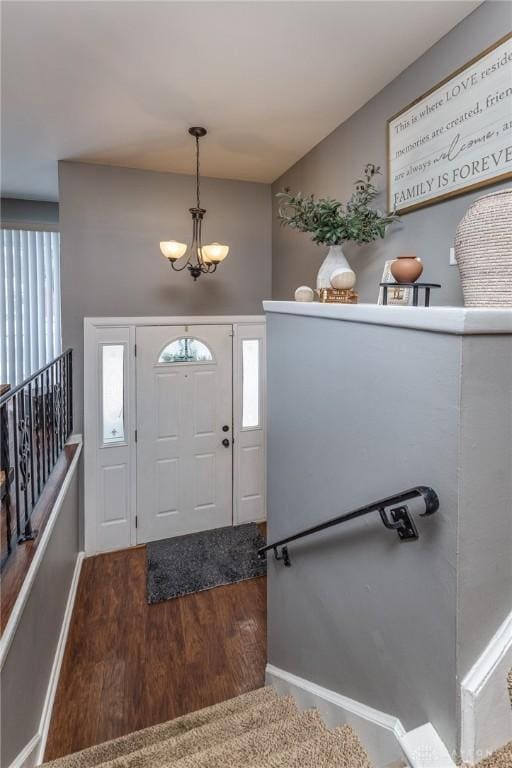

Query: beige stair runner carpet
left=42, top=687, right=372, bottom=768
left=475, top=742, right=512, bottom=768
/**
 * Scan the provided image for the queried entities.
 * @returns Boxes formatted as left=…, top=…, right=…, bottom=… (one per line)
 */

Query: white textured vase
left=316, top=244, right=353, bottom=289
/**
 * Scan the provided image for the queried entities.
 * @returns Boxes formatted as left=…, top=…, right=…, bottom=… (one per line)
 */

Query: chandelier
left=160, top=127, right=229, bottom=280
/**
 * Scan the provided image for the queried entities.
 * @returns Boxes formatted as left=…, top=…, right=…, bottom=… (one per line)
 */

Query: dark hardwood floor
left=45, top=541, right=267, bottom=761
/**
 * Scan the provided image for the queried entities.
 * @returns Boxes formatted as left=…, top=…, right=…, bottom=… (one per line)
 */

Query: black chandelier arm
left=196, top=216, right=205, bottom=268
left=169, top=258, right=191, bottom=272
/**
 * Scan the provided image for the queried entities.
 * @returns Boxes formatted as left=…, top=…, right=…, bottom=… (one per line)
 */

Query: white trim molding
left=266, top=664, right=456, bottom=768
left=84, top=315, right=266, bottom=327
left=460, top=610, right=512, bottom=765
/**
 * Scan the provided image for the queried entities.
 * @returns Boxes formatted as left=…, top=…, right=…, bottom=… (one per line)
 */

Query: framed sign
left=388, top=33, right=512, bottom=214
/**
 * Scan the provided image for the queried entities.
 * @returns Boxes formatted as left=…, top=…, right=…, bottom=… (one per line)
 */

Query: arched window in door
left=158, top=338, right=213, bottom=364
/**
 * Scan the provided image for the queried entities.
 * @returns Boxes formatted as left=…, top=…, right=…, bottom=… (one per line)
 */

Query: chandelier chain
left=195, top=136, right=201, bottom=209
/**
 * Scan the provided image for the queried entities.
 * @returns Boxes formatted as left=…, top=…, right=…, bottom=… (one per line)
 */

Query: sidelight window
left=242, top=339, right=260, bottom=429
left=102, top=344, right=125, bottom=444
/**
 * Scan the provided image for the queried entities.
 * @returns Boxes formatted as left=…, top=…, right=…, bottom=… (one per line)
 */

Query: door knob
left=222, top=425, right=230, bottom=432
left=222, top=438, right=230, bottom=447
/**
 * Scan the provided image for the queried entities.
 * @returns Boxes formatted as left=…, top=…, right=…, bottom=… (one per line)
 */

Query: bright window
left=102, top=344, right=125, bottom=444
left=158, top=338, right=212, bottom=364
left=0, top=228, right=61, bottom=386
left=242, top=339, right=260, bottom=429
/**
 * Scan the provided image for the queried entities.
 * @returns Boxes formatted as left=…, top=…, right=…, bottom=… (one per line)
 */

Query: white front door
left=136, top=324, right=233, bottom=543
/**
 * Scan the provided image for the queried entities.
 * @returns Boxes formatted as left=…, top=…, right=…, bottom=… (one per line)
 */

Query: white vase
left=316, top=244, right=353, bottom=289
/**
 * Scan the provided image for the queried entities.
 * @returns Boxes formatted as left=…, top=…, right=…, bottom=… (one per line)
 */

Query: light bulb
left=160, top=240, right=187, bottom=261
left=201, top=242, right=229, bottom=264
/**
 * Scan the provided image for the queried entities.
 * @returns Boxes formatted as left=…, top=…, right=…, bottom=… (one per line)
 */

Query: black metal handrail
left=258, top=486, right=439, bottom=566
left=0, top=349, right=73, bottom=570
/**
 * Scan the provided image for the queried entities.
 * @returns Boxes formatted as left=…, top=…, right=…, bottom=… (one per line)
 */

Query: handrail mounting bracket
left=273, top=545, right=291, bottom=567
left=380, top=505, right=418, bottom=541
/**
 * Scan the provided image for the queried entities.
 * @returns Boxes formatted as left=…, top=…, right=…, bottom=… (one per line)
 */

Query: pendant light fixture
left=160, top=127, right=229, bottom=280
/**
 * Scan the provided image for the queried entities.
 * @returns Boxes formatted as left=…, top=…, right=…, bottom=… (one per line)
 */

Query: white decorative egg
left=294, top=286, right=315, bottom=302
left=330, top=267, right=356, bottom=290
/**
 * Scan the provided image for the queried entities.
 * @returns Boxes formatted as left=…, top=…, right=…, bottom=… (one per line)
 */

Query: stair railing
left=0, top=349, right=73, bottom=570
left=258, top=486, right=439, bottom=566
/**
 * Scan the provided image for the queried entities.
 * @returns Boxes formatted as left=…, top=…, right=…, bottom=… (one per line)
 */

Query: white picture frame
left=377, top=261, right=412, bottom=306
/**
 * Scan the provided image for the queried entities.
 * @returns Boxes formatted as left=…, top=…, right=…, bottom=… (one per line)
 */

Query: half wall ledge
left=263, top=301, right=512, bottom=335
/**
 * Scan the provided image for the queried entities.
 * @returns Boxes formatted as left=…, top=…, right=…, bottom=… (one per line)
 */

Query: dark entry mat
left=146, top=522, right=266, bottom=604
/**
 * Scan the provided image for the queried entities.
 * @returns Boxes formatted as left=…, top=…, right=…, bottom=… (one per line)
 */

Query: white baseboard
left=460, top=610, right=512, bottom=765
left=7, top=551, right=85, bottom=768
left=266, top=664, right=455, bottom=768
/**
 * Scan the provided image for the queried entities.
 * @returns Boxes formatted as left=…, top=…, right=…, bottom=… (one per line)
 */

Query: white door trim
left=85, top=315, right=265, bottom=326
left=84, top=316, right=266, bottom=555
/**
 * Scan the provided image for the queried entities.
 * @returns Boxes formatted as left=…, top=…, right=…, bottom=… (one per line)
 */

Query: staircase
left=42, top=687, right=372, bottom=768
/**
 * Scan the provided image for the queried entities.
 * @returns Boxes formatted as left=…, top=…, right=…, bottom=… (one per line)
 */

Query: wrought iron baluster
left=50, top=363, right=56, bottom=468
left=1, top=400, right=13, bottom=560
left=28, top=382, right=35, bottom=511
left=59, top=357, right=64, bottom=451
left=18, top=390, right=34, bottom=541
left=34, top=375, right=42, bottom=497
left=53, top=360, right=60, bottom=454
left=45, top=368, right=51, bottom=479
left=54, top=359, right=60, bottom=453
left=68, top=351, right=73, bottom=435
left=12, top=393, right=21, bottom=540
left=63, top=355, right=68, bottom=444
left=60, top=357, right=64, bottom=448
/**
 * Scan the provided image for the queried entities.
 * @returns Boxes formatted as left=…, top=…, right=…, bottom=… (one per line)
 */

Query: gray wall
left=457, top=335, right=512, bottom=680
left=266, top=311, right=512, bottom=755
left=58, top=161, right=272, bottom=430
left=271, top=1, right=512, bottom=305
left=266, top=313, right=460, bottom=750
left=1, top=457, right=80, bottom=766
left=0, top=197, right=59, bottom=228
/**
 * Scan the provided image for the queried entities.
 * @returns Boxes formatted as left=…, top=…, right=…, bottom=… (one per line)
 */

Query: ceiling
left=1, top=1, right=480, bottom=201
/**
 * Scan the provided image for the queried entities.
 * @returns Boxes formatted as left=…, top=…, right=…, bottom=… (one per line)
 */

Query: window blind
left=0, top=228, right=62, bottom=387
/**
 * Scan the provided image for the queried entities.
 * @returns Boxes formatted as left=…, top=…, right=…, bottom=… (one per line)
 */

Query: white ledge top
left=263, top=301, right=512, bottom=335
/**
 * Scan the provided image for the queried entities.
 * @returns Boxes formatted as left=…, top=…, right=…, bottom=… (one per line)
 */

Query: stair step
left=83, top=695, right=298, bottom=768
left=166, top=708, right=325, bottom=768
left=42, top=687, right=372, bottom=768
left=42, top=686, right=278, bottom=768
left=246, top=725, right=372, bottom=768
